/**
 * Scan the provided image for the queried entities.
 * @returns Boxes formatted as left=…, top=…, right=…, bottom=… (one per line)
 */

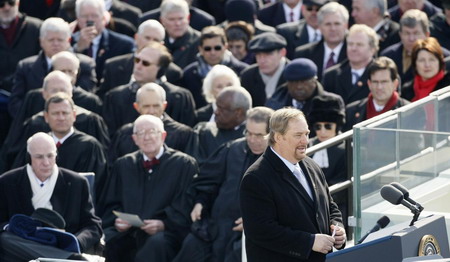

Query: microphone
left=390, top=182, right=424, bottom=211
left=380, top=185, right=421, bottom=213
left=357, top=216, right=390, bottom=244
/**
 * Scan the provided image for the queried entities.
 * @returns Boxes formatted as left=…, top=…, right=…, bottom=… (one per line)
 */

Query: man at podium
left=240, top=108, right=346, bottom=261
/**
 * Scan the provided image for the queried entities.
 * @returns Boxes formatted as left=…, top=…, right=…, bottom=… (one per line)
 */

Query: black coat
left=139, top=7, right=215, bottom=32
left=294, top=40, right=347, bottom=81
left=431, top=13, right=450, bottom=57
left=98, top=53, right=183, bottom=99
left=344, top=96, right=410, bottom=131
left=110, top=0, right=142, bottom=28
left=240, top=147, right=343, bottom=262
left=0, top=166, right=103, bottom=252
left=258, top=2, right=302, bottom=28
left=388, top=0, right=442, bottom=22
left=240, top=61, right=288, bottom=107
left=164, top=26, right=201, bottom=69
left=322, top=59, right=373, bottom=105
left=276, top=19, right=312, bottom=59
left=19, top=0, right=60, bottom=20
left=376, top=18, right=401, bottom=54
left=0, top=13, right=42, bottom=93
left=182, top=55, right=248, bottom=108
left=8, top=51, right=97, bottom=116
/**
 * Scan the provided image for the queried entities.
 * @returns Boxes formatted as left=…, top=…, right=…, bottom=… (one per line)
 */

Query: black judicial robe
left=101, top=147, right=198, bottom=241
left=102, top=81, right=197, bottom=135
left=186, top=122, right=245, bottom=165
left=189, top=137, right=261, bottom=261
left=0, top=107, right=109, bottom=173
left=12, top=130, right=108, bottom=202
left=108, top=113, right=195, bottom=163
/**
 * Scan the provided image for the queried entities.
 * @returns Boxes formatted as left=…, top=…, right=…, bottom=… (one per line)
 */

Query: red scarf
left=412, top=70, right=444, bottom=101
left=366, top=91, right=399, bottom=119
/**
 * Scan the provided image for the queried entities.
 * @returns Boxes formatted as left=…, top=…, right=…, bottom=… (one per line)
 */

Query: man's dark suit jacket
left=164, top=26, right=201, bottom=69
left=240, top=60, right=289, bottom=107
left=0, top=13, right=42, bottom=93
left=110, top=0, right=142, bottom=28
left=139, top=7, right=215, bottom=32
left=98, top=53, right=183, bottom=99
left=258, top=2, right=302, bottom=28
left=294, top=40, right=347, bottom=81
left=344, top=96, right=410, bottom=131
left=276, top=19, right=311, bottom=59
left=0, top=166, right=103, bottom=252
left=240, top=147, right=343, bottom=262
left=431, top=13, right=450, bottom=50
left=72, top=29, right=134, bottom=83
left=8, top=51, right=97, bottom=117
left=19, top=0, right=60, bottom=20
left=322, top=59, right=373, bottom=105
left=388, top=0, right=442, bottom=22
left=376, top=18, right=400, bottom=54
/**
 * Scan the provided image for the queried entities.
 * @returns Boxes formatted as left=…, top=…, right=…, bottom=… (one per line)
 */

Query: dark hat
left=303, top=0, right=329, bottom=6
left=308, top=95, right=345, bottom=126
left=443, top=0, right=450, bottom=9
left=225, top=0, right=256, bottom=23
left=31, top=208, right=66, bottom=229
left=283, top=58, right=317, bottom=81
left=248, top=32, right=287, bottom=52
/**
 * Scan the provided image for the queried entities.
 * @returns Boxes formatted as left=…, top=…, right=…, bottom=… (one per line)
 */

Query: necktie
left=56, top=141, right=62, bottom=148
left=293, top=167, right=313, bottom=199
left=313, top=31, right=319, bottom=42
left=325, top=52, right=335, bottom=69
left=289, top=11, right=294, bottom=22
left=87, top=43, right=93, bottom=58
left=352, top=72, right=360, bottom=86
left=143, top=158, right=160, bottom=172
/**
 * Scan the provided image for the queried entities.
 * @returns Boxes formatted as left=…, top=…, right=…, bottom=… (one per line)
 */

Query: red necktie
left=289, top=11, right=294, bottom=22
left=325, top=52, right=335, bottom=69
left=56, top=141, right=62, bottom=148
left=143, top=158, right=160, bottom=172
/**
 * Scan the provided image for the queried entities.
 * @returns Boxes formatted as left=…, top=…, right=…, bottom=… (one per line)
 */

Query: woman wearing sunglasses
left=401, top=37, right=450, bottom=101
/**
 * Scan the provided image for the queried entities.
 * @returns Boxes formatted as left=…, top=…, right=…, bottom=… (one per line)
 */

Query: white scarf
left=260, top=57, right=286, bottom=98
left=26, top=164, right=59, bottom=210
left=312, top=149, right=329, bottom=168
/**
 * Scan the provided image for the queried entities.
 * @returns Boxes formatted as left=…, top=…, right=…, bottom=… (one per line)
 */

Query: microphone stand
left=409, top=204, right=424, bottom=226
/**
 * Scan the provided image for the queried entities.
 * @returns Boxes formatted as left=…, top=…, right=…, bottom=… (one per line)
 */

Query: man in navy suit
left=240, top=108, right=345, bottom=262
left=294, top=2, right=349, bottom=81
left=71, top=0, right=134, bottom=83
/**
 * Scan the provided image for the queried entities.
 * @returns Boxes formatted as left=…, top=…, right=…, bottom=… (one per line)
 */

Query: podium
left=327, top=215, right=450, bottom=262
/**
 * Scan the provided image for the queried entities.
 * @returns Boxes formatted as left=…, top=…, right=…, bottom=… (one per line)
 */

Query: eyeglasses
left=0, top=0, right=15, bottom=8
left=203, top=45, right=223, bottom=52
left=134, top=57, right=154, bottom=67
left=305, top=5, right=320, bottom=12
left=134, top=129, right=161, bottom=138
left=369, top=80, right=392, bottom=86
left=313, top=123, right=333, bottom=131
left=243, top=129, right=267, bottom=140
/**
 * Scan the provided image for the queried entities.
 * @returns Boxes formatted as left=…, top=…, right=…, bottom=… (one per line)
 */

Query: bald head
left=42, top=71, right=73, bottom=100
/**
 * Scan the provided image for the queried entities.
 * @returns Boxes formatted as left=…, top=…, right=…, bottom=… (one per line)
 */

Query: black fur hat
left=308, top=95, right=346, bottom=127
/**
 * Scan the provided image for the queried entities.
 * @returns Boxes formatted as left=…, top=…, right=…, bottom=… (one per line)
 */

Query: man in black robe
left=0, top=132, right=103, bottom=261
left=102, top=41, right=196, bottom=135
left=109, top=83, right=195, bottom=163
left=101, top=114, right=198, bottom=262
left=173, top=107, right=274, bottom=262
left=186, top=86, right=252, bottom=165
left=12, top=93, right=108, bottom=205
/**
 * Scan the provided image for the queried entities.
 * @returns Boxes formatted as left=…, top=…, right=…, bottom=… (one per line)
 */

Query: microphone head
left=390, top=182, right=409, bottom=198
left=380, top=185, right=404, bottom=205
left=377, top=215, right=390, bottom=229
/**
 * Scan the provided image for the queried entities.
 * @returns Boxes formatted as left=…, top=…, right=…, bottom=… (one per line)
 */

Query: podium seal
left=418, top=234, right=441, bottom=256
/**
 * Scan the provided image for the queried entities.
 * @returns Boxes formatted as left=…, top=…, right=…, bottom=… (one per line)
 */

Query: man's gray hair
left=361, top=0, right=387, bottom=18
left=318, top=2, right=349, bottom=25
left=75, top=0, right=105, bottom=18
left=136, top=83, right=167, bottom=103
left=51, top=51, right=80, bottom=69
left=43, top=71, right=73, bottom=92
left=138, top=19, right=166, bottom=41
left=27, top=132, right=56, bottom=154
left=133, top=114, right=165, bottom=133
left=399, top=9, right=429, bottom=34
left=348, top=24, right=379, bottom=53
left=40, top=17, right=71, bottom=39
left=246, top=106, right=275, bottom=133
left=160, top=0, right=189, bottom=18
left=218, top=86, right=252, bottom=112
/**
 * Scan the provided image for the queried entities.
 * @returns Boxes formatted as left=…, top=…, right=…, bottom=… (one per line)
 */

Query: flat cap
left=303, top=0, right=329, bottom=6
left=248, top=32, right=287, bottom=52
left=32, top=208, right=66, bottom=229
left=283, top=58, right=318, bottom=81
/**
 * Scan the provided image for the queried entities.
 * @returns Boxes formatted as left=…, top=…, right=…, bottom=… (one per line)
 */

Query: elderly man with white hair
left=71, top=0, right=134, bottom=82
left=98, top=19, right=183, bottom=98
left=8, top=17, right=96, bottom=118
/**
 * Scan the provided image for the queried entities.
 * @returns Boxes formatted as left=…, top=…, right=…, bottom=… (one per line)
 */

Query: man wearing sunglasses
left=182, top=26, right=248, bottom=108
left=102, top=41, right=196, bottom=136
left=344, top=56, right=410, bottom=131
left=277, top=0, right=328, bottom=59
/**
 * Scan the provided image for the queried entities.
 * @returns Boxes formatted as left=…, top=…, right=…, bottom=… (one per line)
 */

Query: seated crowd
left=1, top=0, right=449, bottom=261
